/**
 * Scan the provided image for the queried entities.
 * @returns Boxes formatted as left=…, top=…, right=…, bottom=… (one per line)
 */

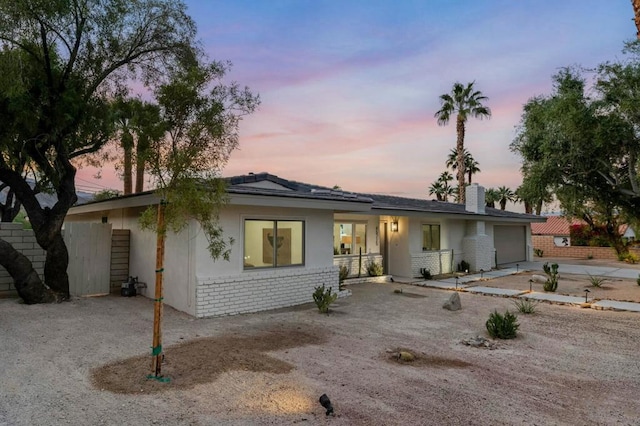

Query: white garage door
left=494, top=225, right=526, bottom=265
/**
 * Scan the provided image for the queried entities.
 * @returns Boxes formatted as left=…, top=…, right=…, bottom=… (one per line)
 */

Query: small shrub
left=542, top=262, right=559, bottom=292
left=457, top=260, right=470, bottom=273
left=338, top=265, right=349, bottom=288
left=587, top=253, right=593, bottom=260
left=533, top=248, right=544, bottom=257
left=637, top=274, right=640, bottom=286
left=486, top=310, right=519, bottom=339
left=513, top=299, right=538, bottom=314
left=366, top=261, right=384, bottom=277
left=621, top=252, right=639, bottom=264
left=312, top=284, right=337, bottom=314
left=419, top=268, right=432, bottom=280
left=587, top=273, right=606, bottom=288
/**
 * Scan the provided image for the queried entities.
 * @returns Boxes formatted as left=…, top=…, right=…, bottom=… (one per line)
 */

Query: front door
left=380, top=222, right=389, bottom=274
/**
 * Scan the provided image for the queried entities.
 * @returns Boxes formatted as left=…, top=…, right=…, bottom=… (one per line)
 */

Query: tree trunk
left=524, top=201, right=532, bottom=214
left=0, top=238, right=57, bottom=303
left=135, top=135, right=148, bottom=193
left=43, top=233, right=71, bottom=297
left=456, top=116, right=466, bottom=204
left=122, top=131, right=133, bottom=195
left=535, top=199, right=543, bottom=215
left=633, top=0, right=640, bottom=39
left=0, top=189, right=22, bottom=222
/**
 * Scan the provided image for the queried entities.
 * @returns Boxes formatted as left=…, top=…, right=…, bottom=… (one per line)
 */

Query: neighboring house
left=66, top=173, right=544, bottom=318
left=532, top=215, right=637, bottom=259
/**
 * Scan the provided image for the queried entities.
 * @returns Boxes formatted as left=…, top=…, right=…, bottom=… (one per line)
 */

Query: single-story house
left=66, top=173, right=544, bottom=318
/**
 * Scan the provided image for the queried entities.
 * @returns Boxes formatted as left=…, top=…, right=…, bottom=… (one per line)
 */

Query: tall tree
left=428, top=171, right=454, bottom=202
left=0, top=0, right=201, bottom=303
left=633, top=0, right=640, bottom=39
left=435, top=81, right=491, bottom=204
left=484, top=188, right=498, bottom=209
left=139, top=61, right=259, bottom=378
left=511, top=65, right=635, bottom=255
left=497, top=186, right=515, bottom=210
left=445, top=148, right=481, bottom=184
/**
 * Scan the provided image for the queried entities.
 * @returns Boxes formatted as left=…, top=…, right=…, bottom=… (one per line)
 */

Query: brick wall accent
left=196, top=266, right=338, bottom=318
left=532, top=235, right=640, bottom=260
left=0, top=223, right=46, bottom=297
left=410, top=250, right=454, bottom=277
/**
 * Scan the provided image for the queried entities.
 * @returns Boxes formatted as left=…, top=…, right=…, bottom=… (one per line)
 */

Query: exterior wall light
left=390, top=221, right=399, bottom=232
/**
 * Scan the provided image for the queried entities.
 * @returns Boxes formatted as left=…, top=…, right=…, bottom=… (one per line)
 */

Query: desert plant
left=338, top=265, right=349, bottom=285
left=587, top=273, right=606, bottom=288
left=619, top=252, right=639, bottom=264
left=366, top=261, right=384, bottom=277
left=542, top=262, right=559, bottom=292
left=587, top=253, right=593, bottom=260
left=513, top=299, right=538, bottom=314
left=313, top=284, right=338, bottom=314
left=533, top=248, right=544, bottom=257
left=458, top=260, right=470, bottom=272
left=420, top=268, right=432, bottom=280
left=486, top=310, right=520, bottom=339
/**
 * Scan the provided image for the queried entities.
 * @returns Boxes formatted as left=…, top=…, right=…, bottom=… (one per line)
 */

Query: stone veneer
left=0, top=223, right=46, bottom=296
left=196, top=265, right=338, bottom=318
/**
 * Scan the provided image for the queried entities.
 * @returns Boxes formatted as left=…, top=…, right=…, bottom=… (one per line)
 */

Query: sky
left=76, top=0, right=634, bottom=207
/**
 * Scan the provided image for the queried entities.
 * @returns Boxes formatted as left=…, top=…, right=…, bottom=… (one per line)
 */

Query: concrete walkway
left=401, top=262, right=640, bottom=313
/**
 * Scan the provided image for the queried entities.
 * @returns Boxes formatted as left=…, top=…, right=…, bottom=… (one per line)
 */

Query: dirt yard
left=476, top=272, right=640, bottom=303
left=1, top=279, right=640, bottom=425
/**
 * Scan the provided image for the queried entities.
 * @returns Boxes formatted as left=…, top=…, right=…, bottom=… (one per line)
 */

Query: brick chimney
left=465, top=183, right=485, bottom=214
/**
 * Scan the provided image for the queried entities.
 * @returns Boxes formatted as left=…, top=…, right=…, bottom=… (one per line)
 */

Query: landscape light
left=584, top=289, right=590, bottom=303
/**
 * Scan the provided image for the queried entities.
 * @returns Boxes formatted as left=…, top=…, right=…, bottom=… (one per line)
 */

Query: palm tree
left=429, top=171, right=455, bottom=202
left=485, top=188, right=498, bottom=208
left=428, top=181, right=445, bottom=201
left=435, top=82, right=491, bottom=204
left=497, top=186, right=515, bottom=210
left=445, top=148, right=481, bottom=184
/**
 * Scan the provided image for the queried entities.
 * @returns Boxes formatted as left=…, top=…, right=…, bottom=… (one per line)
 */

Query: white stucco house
left=66, top=173, right=544, bottom=318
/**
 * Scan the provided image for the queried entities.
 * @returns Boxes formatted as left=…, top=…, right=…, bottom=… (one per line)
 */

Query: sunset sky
left=77, top=1, right=634, bottom=205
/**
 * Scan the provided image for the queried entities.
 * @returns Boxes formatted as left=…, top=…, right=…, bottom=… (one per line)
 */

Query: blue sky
left=79, top=1, right=634, bottom=203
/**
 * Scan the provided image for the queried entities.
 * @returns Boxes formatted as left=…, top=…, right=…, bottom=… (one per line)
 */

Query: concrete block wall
left=333, top=254, right=383, bottom=277
left=410, top=250, right=453, bottom=277
left=196, top=266, right=338, bottom=318
left=532, top=235, right=638, bottom=260
left=0, top=223, right=46, bottom=296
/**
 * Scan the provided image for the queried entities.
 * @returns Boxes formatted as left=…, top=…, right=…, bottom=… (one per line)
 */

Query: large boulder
left=443, top=292, right=461, bottom=311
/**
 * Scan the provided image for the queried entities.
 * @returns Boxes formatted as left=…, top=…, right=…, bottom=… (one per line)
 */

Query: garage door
left=494, top=225, right=526, bottom=265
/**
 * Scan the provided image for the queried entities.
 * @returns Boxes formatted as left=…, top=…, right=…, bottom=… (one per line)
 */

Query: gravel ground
left=1, top=279, right=640, bottom=425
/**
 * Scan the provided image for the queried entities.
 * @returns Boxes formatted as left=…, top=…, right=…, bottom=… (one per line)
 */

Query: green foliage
left=637, top=274, right=640, bottom=286
left=533, top=248, right=544, bottom=257
left=312, top=284, right=337, bottom=314
left=13, top=211, right=31, bottom=229
left=366, top=261, right=384, bottom=277
left=435, top=81, right=491, bottom=204
left=497, top=186, right=515, bottom=210
left=618, top=252, right=639, bottom=264
left=93, top=189, right=122, bottom=201
left=486, top=310, right=519, bottom=339
left=511, top=44, right=640, bottom=248
left=513, top=299, right=538, bottom=314
left=429, top=170, right=455, bottom=202
left=419, top=268, right=432, bottom=280
left=542, top=262, right=559, bottom=292
left=587, top=273, right=606, bottom=288
left=570, top=224, right=612, bottom=247
left=338, top=265, right=349, bottom=289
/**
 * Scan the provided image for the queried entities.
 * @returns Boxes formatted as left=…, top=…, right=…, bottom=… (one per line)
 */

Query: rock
left=462, top=336, right=498, bottom=349
left=443, top=292, right=461, bottom=311
left=397, top=351, right=415, bottom=361
left=531, top=274, right=547, bottom=283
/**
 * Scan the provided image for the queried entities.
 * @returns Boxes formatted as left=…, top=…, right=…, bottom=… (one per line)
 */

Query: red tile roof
left=530, top=216, right=581, bottom=235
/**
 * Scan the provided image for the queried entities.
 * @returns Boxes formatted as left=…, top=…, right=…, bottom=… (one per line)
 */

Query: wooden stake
left=150, top=201, right=166, bottom=377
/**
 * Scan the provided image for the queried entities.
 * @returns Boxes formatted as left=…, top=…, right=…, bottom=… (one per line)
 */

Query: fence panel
left=64, top=222, right=112, bottom=296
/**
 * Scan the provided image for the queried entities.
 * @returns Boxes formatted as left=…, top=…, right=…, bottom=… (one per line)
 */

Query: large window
left=334, top=222, right=366, bottom=255
left=244, top=220, right=304, bottom=269
left=422, top=224, right=441, bottom=251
